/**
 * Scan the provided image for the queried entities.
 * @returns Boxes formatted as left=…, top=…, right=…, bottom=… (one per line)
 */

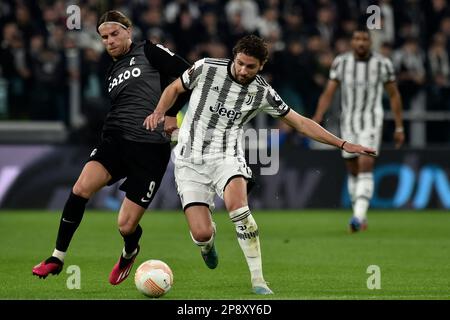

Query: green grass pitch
left=0, top=210, right=449, bottom=300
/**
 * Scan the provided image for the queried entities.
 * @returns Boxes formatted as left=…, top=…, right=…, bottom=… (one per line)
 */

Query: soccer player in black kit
left=32, top=10, right=190, bottom=285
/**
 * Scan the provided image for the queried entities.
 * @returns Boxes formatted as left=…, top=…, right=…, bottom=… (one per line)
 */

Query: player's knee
left=190, top=227, right=214, bottom=243
left=118, top=222, right=139, bottom=236
left=72, top=183, right=94, bottom=199
left=358, top=157, right=375, bottom=172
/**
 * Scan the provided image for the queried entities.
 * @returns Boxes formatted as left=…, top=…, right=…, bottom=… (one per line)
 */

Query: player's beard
left=109, top=41, right=131, bottom=60
left=232, top=64, right=256, bottom=85
left=355, top=46, right=370, bottom=59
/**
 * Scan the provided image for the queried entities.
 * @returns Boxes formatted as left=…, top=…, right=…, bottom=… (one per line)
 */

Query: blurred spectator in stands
left=395, top=0, right=424, bottom=46
left=282, top=6, right=309, bottom=43
left=312, top=49, right=334, bottom=118
left=138, top=5, right=165, bottom=41
left=201, top=40, right=228, bottom=59
left=48, top=24, right=66, bottom=51
left=313, top=5, right=336, bottom=47
left=225, top=0, right=260, bottom=33
left=29, top=33, right=68, bottom=124
left=272, top=39, right=306, bottom=115
left=80, top=48, right=105, bottom=106
left=15, top=4, right=43, bottom=46
left=393, top=36, right=426, bottom=110
left=379, top=41, right=394, bottom=59
left=379, top=0, right=395, bottom=44
left=440, top=16, right=450, bottom=52
left=334, top=36, right=351, bottom=55
left=78, top=9, right=104, bottom=53
left=424, top=0, right=450, bottom=45
left=198, top=7, right=228, bottom=44
left=261, top=0, right=282, bottom=11
left=199, top=0, right=223, bottom=16
left=370, top=14, right=394, bottom=52
left=427, top=31, right=450, bottom=143
left=1, top=22, right=31, bottom=119
left=200, top=7, right=220, bottom=43
left=78, top=47, right=109, bottom=144
left=426, top=32, right=450, bottom=110
left=336, top=19, right=357, bottom=40
left=337, top=0, right=370, bottom=21
left=0, top=0, right=14, bottom=23
left=169, top=7, right=201, bottom=58
left=225, top=10, right=248, bottom=50
left=165, top=0, right=200, bottom=24
left=256, top=7, right=281, bottom=40
left=112, top=0, right=134, bottom=18
left=42, top=5, right=61, bottom=37
left=306, top=34, right=328, bottom=114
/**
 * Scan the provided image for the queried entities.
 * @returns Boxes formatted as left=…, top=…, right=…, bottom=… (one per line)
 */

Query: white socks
left=52, top=249, right=66, bottom=262
left=347, top=174, right=357, bottom=207
left=230, top=206, right=265, bottom=286
left=353, top=172, right=374, bottom=222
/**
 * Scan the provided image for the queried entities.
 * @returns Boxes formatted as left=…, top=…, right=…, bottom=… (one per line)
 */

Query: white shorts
left=341, top=127, right=382, bottom=159
left=174, top=155, right=253, bottom=210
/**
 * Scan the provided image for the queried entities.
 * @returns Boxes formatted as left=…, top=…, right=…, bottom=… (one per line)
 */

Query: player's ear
left=259, top=60, right=267, bottom=72
left=126, top=27, right=132, bottom=38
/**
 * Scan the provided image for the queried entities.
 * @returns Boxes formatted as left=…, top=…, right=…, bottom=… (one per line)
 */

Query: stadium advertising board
left=0, top=145, right=448, bottom=210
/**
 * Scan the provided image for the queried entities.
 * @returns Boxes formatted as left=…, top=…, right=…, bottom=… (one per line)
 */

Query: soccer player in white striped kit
left=313, top=28, right=405, bottom=233
left=145, top=35, right=375, bottom=294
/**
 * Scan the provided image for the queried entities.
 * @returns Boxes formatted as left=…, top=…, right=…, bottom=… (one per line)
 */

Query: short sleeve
left=381, top=58, right=396, bottom=83
left=181, top=58, right=205, bottom=90
left=329, top=56, right=343, bottom=81
left=261, top=86, right=290, bottom=117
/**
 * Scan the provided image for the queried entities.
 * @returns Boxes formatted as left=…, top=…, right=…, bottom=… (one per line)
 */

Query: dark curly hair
left=232, top=35, right=269, bottom=64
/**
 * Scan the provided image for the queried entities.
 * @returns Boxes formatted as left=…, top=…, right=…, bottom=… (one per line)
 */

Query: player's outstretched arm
left=143, top=78, right=187, bottom=131
left=281, top=109, right=377, bottom=156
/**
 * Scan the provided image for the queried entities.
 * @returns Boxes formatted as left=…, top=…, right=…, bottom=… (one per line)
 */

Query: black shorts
left=88, top=133, right=171, bottom=208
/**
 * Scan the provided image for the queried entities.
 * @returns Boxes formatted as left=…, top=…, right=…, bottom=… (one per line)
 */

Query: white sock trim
left=357, top=172, right=374, bottom=180
left=52, top=249, right=66, bottom=262
left=190, top=222, right=216, bottom=251
left=229, top=206, right=251, bottom=223
left=122, top=247, right=138, bottom=259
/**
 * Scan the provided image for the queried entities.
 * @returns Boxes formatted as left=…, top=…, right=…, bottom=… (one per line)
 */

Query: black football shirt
left=103, top=40, right=190, bottom=143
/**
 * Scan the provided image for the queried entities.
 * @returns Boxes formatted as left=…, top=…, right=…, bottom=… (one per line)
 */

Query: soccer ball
left=134, top=259, right=173, bottom=298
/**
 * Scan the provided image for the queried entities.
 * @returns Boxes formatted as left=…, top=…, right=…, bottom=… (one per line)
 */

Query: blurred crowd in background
left=1, top=0, right=450, bottom=146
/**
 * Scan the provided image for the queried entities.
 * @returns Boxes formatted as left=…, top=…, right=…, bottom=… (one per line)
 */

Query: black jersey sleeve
left=144, top=41, right=191, bottom=116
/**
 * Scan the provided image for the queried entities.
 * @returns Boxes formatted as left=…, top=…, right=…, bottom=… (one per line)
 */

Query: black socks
left=121, top=224, right=143, bottom=254
left=55, top=192, right=88, bottom=252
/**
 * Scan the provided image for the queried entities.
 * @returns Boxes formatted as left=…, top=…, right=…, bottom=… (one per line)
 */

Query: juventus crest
left=245, top=93, right=255, bottom=105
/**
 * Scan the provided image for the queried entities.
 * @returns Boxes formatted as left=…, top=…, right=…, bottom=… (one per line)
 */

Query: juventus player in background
left=32, top=10, right=190, bottom=285
left=144, top=35, right=375, bottom=294
left=312, top=28, right=404, bottom=233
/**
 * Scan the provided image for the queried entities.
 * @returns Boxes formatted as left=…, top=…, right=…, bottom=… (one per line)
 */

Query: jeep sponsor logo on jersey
left=108, top=67, right=142, bottom=92
left=209, top=102, right=242, bottom=121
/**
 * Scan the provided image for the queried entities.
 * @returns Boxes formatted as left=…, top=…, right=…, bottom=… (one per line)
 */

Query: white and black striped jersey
left=176, top=58, right=290, bottom=159
left=329, top=52, right=395, bottom=133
